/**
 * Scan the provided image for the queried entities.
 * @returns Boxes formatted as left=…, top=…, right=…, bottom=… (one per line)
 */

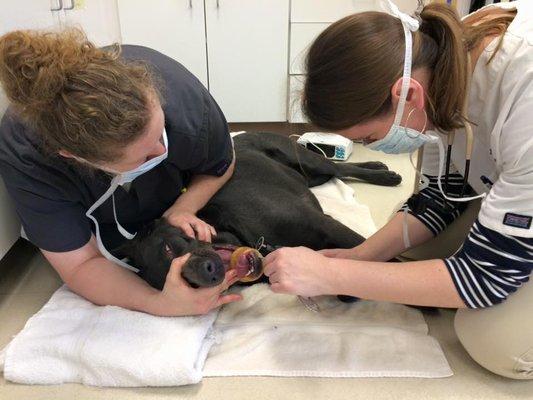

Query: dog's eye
left=163, top=243, right=175, bottom=259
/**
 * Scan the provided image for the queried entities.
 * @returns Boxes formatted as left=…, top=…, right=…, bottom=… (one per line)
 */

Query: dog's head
left=121, top=219, right=262, bottom=290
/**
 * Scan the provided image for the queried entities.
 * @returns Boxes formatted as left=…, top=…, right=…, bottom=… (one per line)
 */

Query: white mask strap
left=380, top=0, right=420, bottom=127
left=112, top=193, right=137, bottom=240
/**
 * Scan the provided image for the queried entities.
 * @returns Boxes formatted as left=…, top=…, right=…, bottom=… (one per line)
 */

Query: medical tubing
left=430, top=132, right=486, bottom=202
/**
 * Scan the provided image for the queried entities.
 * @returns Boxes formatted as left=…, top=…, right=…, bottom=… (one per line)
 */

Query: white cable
left=428, top=132, right=486, bottom=202
left=291, top=134, right=328, bottom=159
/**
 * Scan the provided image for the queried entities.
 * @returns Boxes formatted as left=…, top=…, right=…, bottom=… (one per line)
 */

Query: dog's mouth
left=213, top=245, right=263, bottom=281
left=163, top=242, right=263, bottom=282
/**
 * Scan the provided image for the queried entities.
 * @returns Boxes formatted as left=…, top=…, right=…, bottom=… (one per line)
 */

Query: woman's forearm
left=324, top=257, right=466, bottom=308
left=170, top=159, right=235, bottom=214
left=355, top=212, right=435, bottom=261
left=63, top=256, right=165, bottom=315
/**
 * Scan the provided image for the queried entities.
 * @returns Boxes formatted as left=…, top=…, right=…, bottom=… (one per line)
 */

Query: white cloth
left=0, top=286, right=218, bottom=387
left=310, top=178, right=377, bottom=238
left=204, top=284, right=452, bottom=378
left=430, top=0, right=533, bottom=237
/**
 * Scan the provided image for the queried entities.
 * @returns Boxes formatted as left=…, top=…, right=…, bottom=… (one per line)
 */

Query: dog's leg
left=313, top=214, right=366, bottom=250
left=265, top=141, right=402, bottom=187
left=333, top=163, right=402, bottom=186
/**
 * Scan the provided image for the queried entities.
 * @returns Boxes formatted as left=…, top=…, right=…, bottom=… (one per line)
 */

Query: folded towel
left=1, top=286, right=218, bottom=386
left=203, top=284, right=452, bottom=378
left=310, top=178, right=377, bottom=238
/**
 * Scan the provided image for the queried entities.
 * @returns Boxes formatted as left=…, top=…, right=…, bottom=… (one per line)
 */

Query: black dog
left=122, top=132, right=401, bottom=290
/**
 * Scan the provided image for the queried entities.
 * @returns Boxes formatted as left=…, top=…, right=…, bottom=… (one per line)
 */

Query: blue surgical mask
left=366, top=122, right=433, bottom=154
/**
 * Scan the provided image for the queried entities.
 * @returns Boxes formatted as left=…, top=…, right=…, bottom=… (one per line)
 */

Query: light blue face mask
left=366, top=109, right=432, bottom=154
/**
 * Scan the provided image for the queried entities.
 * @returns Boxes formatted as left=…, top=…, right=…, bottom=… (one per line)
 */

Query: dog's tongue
left=213, top=245, right=263, bottom=280
left=229, top=247, right=263, bottom=279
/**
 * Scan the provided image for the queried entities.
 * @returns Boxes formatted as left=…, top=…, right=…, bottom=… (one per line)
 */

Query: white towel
left=310, top=178, right=377, bottom=238
left=204, top=284, right=452, bottom=378
left=1, top=286, right=218, bottom=386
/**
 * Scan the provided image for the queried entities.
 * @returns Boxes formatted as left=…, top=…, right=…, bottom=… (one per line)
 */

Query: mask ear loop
left=404, top=107, right=428, bottom=138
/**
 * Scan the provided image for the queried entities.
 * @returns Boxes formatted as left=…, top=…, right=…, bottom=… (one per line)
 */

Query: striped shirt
left=400, top=173, right=533, bottom=308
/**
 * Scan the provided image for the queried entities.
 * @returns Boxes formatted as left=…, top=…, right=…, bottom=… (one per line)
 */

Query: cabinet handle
left=189, top=0, right=192, bottom=8
left=50, top=0, right=63, bottom=11
left=216, top=0, right=220, bottom=7
left=63, top=0, right=75, bottom=10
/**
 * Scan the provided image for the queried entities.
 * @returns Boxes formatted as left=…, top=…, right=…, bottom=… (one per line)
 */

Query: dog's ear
left=114, top=238, right=141, bottom=267
left=115, top=219, right=159, bottom=266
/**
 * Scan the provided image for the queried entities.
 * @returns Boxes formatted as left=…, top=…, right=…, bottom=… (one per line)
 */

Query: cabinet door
left=205, top=0, right=290, bottom=122
left=0, top=0, right=60, bottom=35
left=117, top=0, right=208, bottom=87
left=291, top=0, right=377, bottom=23
left=289, top=23, right=329, bottom=75
left=61, top=0, right=121, bottom=47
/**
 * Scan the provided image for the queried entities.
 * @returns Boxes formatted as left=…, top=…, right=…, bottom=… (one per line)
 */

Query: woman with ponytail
left=264, top=1, right=533, bottom=379
left=0, top=29, right=241, bottom=318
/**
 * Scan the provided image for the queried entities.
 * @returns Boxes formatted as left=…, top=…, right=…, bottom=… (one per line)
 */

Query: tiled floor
left=1, top=126, right=533, bottom=399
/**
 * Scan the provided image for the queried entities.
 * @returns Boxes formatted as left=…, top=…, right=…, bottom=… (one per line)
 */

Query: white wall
left=0, top=89, right=21, bottom=259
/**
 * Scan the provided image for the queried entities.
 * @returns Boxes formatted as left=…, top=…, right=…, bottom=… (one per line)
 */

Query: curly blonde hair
left=0, top=28, right=161, bottom=162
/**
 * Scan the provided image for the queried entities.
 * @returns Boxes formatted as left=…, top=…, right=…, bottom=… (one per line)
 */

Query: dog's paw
left=375, top=170, right=402, bottom=186
left=355, top=161, right=389, bottom=171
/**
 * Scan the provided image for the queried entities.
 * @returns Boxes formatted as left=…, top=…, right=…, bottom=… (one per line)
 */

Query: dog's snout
left=200, top=259, right=218, bottom=280
left=181, top=254, right=225, bottom=288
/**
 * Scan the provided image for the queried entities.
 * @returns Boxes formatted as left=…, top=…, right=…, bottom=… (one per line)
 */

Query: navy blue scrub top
left=0, top=45, right=233, bottom=255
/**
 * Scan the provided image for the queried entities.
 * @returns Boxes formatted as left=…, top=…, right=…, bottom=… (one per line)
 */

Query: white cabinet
left=289, top=23, right=329, bottom=75
left=205, top=0, right=289, bottom=122
left=117, top=0, right=208, bottom=88
left=287, top=0, right=419, bottom=122
left=0, top=0, right=61, bottom=35
left=291, top=0, right=377, bottom=23
left=61, top=0, right=121, bottom=47
left=119, top=0, right=290, bottom=123
left=0, top=0, right=120, bottom=47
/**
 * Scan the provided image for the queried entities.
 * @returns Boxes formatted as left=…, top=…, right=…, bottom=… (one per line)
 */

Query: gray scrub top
left=0, top=45, right=233, bottom=255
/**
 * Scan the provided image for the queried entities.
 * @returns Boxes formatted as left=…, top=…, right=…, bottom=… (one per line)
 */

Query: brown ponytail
left=418, top=3, right=468, bottom=132
left=303, top=3, right=514, bottom=133
left=0, top=28, right=161, bottom=162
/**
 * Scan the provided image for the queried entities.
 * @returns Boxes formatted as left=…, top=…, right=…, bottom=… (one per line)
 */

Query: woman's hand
left=163, top=207, right=216, bottom=242
left=263, top=247, right=335, bottom=297
left=152, top=254, right=242, bottom=317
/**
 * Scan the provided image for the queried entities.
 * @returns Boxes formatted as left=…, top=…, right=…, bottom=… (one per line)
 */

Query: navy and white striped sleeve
left=399, top=173, right=470, bottom=236
left=444, top=219, right=533, bottom=308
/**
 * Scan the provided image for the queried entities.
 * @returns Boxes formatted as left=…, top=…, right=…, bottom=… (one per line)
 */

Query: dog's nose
left=199, top=259, right=224, bottom=284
